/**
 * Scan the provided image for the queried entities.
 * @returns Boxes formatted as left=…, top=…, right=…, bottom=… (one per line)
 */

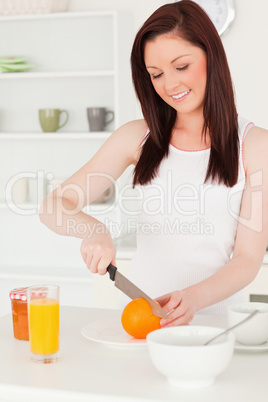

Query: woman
left=39, top=1, right=268, bottom=326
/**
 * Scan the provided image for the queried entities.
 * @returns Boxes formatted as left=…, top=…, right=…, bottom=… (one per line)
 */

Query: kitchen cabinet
left=0, top=10, right=137, bottom=293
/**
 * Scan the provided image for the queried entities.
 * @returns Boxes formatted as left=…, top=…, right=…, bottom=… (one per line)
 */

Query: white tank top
left=121, top=116, right=254, bottom=316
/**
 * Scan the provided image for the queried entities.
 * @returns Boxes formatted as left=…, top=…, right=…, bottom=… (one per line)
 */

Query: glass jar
left=9, top=287, right=29, bottom=341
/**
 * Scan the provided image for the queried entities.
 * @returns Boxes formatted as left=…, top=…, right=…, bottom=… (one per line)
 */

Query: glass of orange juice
left=27, top=285, right=60, bottom=363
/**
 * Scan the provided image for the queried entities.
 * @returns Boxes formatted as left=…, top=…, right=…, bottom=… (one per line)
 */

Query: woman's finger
left=161, top=312, right=192, bottom=327
left=154, top=295, right=170, bottom=307
left=97, top=246, right=116, bottom=275
left=85, top=253, right=95, bottom=272
left=89, top=253, right=102, bottom=274
left=156, top=291, right=182, bottom=313
left=80, top=245, right=87, bottom=264
left=97, top=257, right=110, bottom=275
left=160, top=304, right=183, bottom=327
left=161, top=302, right=195, bottom=327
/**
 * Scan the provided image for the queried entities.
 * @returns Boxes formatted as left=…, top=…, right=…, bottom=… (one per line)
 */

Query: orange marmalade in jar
left=9, top=287, right=29, bottom=341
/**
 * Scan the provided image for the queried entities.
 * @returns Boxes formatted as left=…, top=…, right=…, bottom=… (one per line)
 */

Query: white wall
left=68, top=0, right=165, bottom=29
left=69, top=0, right=268, bottom=129
left=222, top=0, right=268, bottom=128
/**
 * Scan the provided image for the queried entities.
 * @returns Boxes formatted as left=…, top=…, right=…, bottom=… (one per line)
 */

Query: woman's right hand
left=80, top=229, right=116, bottom=276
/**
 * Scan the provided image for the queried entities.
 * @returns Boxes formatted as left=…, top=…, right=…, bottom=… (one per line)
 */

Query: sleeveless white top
left=121, top=116, right=254, bottom=316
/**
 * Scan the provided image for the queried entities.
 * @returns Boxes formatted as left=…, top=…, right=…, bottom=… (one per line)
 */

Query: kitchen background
left=0, top=0, right=267, bottom=316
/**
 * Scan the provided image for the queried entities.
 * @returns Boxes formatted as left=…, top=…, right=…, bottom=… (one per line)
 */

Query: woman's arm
left=39, top=119, right=147, bottom=274
left=158, top=125, right=268, bottom=326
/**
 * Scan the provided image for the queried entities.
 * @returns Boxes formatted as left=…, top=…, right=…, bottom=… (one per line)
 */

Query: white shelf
left=0, top=132, right=112, bottom=140
left=0, top=10, right=136, bottom=272
left=0, top=202, right=35, bottom=210
left=0, top=10, right=116, bottom=22
left=0, top=70, right=115, bottom=80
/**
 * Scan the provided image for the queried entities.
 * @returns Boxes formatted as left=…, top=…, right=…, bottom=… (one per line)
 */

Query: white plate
left=234, top=340, right=268, bottom=352
left=81, top=318, right=147, bottom=347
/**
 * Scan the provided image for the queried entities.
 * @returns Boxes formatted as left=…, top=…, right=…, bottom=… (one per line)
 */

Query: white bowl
left=146, top=326, right=235, bottom=389
left=227, top=302, right=268, bottom=346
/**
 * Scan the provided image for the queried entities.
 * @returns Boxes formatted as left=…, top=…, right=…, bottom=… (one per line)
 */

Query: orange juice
left=29, top=298, right=59, bottom=355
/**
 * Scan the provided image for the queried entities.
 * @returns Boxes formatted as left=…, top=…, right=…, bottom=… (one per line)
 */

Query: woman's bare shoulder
left=108, top=119, right=148, bottom=165
left=116, top=118, right=147, bottom=135
left=243, top=125, right=268, bottom=174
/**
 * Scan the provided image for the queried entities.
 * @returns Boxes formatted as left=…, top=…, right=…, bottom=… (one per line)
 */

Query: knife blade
left=107, top=263, right=169, bottom=319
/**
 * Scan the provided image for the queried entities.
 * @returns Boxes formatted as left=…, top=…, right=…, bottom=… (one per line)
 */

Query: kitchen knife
left=107, top=263, right=169, bottom=319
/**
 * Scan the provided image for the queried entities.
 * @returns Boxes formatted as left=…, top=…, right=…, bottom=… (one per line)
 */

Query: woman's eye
left=176, top=65, right=189, bottom=71
left=151, top=65, right=188, bottom=80
left=152, top=72, right=163, bottom=80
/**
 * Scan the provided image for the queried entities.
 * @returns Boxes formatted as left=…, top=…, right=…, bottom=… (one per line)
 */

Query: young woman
left=39, top=1, right=268, bottom=326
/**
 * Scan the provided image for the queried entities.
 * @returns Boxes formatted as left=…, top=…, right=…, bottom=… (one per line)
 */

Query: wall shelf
left=0, top=9, right=135, bottom=290
left=0, top=70, right=115, bottom=79
left=0, top=132, right=112, bottom=140
left=0, top=10, right=117, bottom=22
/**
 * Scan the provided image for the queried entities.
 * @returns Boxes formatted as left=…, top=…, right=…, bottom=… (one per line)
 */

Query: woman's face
left=144, top=34, right=207, bottom=116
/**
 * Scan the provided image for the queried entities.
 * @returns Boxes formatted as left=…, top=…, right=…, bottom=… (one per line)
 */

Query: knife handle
left=107, top=263, right=117, bottom=281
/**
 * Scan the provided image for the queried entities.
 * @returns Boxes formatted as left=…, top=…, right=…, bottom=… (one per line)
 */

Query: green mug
left=39, top=109, right=69, bottom=132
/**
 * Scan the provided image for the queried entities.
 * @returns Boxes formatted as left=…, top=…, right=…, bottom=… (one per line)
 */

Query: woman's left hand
left=155, top=290, right=196, bottom=327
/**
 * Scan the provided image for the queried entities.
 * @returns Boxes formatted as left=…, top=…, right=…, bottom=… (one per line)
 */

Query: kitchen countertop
left=0, top=306, right=267, bottom=402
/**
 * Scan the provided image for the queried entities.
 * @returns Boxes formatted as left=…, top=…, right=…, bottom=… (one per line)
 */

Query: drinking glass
left=27, top=285, right=60, bottom=363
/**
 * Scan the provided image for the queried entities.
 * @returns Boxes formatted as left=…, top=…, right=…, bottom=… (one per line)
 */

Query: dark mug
left=87, top=107, right=114, bottom=132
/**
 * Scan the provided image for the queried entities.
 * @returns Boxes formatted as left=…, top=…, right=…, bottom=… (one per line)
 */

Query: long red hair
left=131, top=0, right=238, bottom=187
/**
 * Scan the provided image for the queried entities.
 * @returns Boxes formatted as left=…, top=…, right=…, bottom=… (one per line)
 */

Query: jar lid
left=9, top=287, right=29, bottom=301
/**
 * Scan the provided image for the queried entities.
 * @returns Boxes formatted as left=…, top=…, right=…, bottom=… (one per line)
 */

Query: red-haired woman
left=40, top=1, right=268, bottom=326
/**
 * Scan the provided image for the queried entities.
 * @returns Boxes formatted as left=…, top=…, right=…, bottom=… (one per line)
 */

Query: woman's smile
left=171, top=89, right=191, bottom=101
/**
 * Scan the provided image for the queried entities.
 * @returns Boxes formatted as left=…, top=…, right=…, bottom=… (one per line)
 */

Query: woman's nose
left=164, top=72, right=180, bottom=93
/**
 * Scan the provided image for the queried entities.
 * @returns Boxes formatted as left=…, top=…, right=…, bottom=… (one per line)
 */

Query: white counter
left=0, top=306, right=267, bottom=402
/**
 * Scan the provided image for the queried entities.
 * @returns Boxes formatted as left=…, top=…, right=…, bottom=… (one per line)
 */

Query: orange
left=121, top=298, right=161, bottom=339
